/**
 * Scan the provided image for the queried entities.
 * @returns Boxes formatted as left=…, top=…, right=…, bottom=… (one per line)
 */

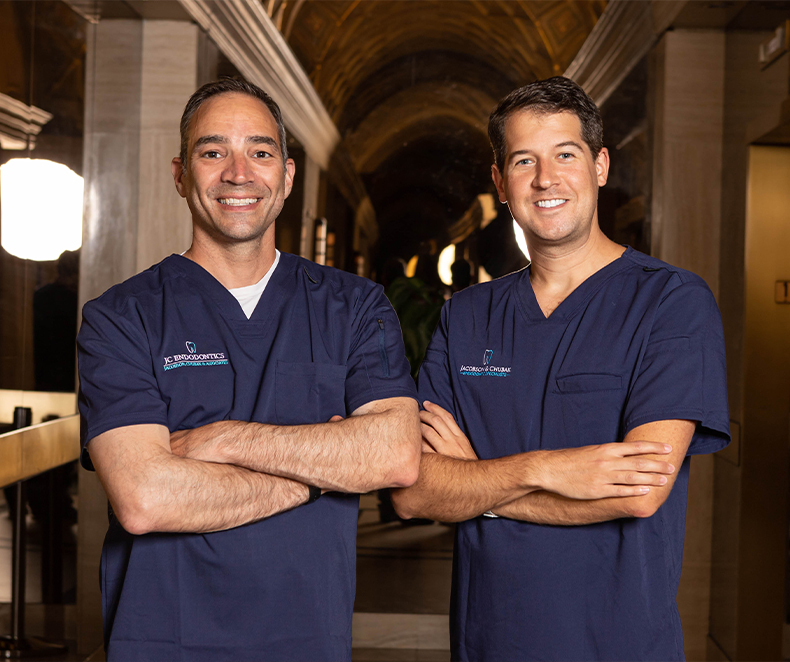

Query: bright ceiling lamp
left=1, top=158, right=83, bottom=261
left=438, top=243, right=455, bottom=286
left=513, top=219, right=530, bottom=261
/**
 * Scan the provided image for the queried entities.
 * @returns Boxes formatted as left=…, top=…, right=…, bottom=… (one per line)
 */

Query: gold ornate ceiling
left=280, top=1, right=604, bottom=127
left=261, top=0, right=606, bottom=264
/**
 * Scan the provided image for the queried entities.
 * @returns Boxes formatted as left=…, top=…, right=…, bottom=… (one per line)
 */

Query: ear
left=491, top=164, right=507, bottom=203
left=172, top=157, right=187, bottom=198
left=283, top=158, right=296, bottom=199
left=595, top=147, right=609, bottom=187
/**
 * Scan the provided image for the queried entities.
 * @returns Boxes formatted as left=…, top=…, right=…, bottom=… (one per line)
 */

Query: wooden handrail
left=0, top=415, right=80, bottom=489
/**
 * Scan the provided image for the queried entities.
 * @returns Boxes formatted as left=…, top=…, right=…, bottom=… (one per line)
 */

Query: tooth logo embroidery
left=460, top=350, right=511, bottom=378
left=162, top=341, right=228, bottom=371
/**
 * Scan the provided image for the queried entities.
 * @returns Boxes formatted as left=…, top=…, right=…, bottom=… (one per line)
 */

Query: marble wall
left=650, top=30, right=726, bottom=662
left=77, top=19, right=198, bottom=655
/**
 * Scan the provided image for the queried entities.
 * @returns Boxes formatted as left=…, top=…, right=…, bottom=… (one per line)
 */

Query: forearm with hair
left=139, top=455, right=309, bottom=533
left=90, top=426, right=309, bottom=536
left=390, top=452, right=540, bottom=522
left=175, top=398, right=420, bottom=493
left=492, top=490, right=640, bottom=525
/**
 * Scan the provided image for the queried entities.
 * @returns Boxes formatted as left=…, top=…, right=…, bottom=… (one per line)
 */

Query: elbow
left=627, top=497, right=664, bottom=519
left=112, top=490, right=161, bottom=535
left=390, top=487, right=416, bottom=520
left=387, top=433, right=422, bottom=488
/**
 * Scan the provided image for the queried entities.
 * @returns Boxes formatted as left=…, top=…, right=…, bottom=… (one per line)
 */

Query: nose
left=532, top=159, right=559, bottom=190
left=222, top=153, right=253, bottom=184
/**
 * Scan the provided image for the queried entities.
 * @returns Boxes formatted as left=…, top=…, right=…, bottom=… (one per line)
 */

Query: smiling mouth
left=535, top=199, right=567, bottom=208
left=218, top=197, right=261, bottom=206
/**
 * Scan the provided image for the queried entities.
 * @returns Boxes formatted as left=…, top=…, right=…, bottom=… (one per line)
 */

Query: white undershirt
left=228, top=250, right=280, bottom=319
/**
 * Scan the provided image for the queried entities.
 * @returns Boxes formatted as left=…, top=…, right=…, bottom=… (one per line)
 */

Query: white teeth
left=218, top=198, right=259, bottom=206
left=535, top=199, right=566, bottom=208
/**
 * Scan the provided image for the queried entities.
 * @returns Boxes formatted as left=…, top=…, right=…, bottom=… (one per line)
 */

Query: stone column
left=299, top=154, right=321, bottom=260
left=649, top=30, right=725, bottom=662
left=77, top=18, right=198, bottom=655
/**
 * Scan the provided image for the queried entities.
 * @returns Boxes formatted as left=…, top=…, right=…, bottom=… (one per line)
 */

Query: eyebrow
left=192, top=134, right=281, bottom=153
left=508, top=141, right=585, bottom=163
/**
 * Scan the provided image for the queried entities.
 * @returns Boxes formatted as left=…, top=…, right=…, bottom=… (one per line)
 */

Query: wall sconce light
left=0, top=158, right=83, bottom=261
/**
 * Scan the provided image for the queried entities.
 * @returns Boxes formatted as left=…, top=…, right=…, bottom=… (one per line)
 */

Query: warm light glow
left=438, top=243, right=455, bottom=286
left=513, top=219, right=530, bottom=261
left=406, top=255, right=418, bottom=278
left=1, top=158, right=83, bottom=261
left=478, top=265, right=492, bottom=283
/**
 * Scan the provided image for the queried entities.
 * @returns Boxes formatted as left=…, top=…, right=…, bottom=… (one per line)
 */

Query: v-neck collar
left=166, top=253, right=293, bottom=329
left=516, top=246, right=633, bottom=323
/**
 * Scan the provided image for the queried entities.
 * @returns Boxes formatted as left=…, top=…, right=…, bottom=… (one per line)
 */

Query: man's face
left=172, top=92, right=295, bottom=247
left=491, top=110, right=609, bottom=250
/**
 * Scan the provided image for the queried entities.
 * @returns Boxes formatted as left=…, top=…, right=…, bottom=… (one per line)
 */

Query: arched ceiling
left=263, top=0, right=606, bottom=265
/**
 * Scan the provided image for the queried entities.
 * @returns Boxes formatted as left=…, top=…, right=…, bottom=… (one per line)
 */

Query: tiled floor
left=0, top=498, right=79, bottom=659
left=353, top=494, right=453, bottom=661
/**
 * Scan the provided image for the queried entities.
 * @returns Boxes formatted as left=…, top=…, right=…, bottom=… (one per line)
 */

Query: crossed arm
left=89, top=396, right=421, bottom=535
left=391, top=401, right=693, bottom=524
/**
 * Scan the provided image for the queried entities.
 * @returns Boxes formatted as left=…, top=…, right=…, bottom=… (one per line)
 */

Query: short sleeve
left=77, top=298, right=168, bottom=470
left=344, top=285, right=417, bottom=413
left=417, top=301, right=455, bottom=414
left=623, top=281, right=730, bottom=455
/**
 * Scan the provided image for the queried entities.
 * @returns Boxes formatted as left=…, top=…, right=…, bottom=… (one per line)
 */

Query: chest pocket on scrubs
left=554, top=373, right=624, bottom=447
left=160, top=361, right=235, bottom=430
left=275, top=361, right=347, bottom=425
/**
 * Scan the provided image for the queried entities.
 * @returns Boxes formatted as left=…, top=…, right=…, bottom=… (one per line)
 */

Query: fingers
left=420, top=409, right=455, bottom=442
left=422, top=401, right=465, bottom=437
left=617, top=440, right=672, bottom=456
left=614, top=471, right=668, bottom=486
left=328, top=415, right=344, bottom=422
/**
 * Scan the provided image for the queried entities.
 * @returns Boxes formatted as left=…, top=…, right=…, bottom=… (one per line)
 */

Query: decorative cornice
left=178, top=0, right=340, bottom=169
left=0, top=93, right=53, bottom=151
left=565, top=0, right=687, bottom=106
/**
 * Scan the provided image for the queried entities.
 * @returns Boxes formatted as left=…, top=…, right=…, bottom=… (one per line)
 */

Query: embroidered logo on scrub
left=162, top=341, right=229, bottom=371
left=460, top=349, right=511, bottom=377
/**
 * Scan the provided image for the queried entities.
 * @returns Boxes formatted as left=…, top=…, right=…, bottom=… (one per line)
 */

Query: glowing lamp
left=513, top=219, right=530, bottom=261
left=1, top=158, right=83, bottom=261
left=438, top=243, right=455, bottom=286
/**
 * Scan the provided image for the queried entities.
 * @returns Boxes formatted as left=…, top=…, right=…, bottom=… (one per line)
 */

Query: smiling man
left=77, top=79, right=421, bottom=661
left=391, top=77, right=730, bottom=660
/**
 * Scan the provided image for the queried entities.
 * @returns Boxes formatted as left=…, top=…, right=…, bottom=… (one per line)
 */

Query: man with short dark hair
left=392, top=77, right=730, bottom=661
left=77, top=79, right=423, bottom=661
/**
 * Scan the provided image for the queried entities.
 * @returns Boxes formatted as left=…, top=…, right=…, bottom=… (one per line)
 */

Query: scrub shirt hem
left=81, top=412, right=170, bottom=470
left=346, top=388, right=418, bottom=415
left=624, top=410, right=730, bottom=455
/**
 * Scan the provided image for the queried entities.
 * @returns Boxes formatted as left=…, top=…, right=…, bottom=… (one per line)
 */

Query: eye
left=558, top=152, right=574, bottom=160
left=202, top=150, right=221, bottom=159
left=253, top=150, right=272, bottom=159
left=516, top=157, right=534, bottom=166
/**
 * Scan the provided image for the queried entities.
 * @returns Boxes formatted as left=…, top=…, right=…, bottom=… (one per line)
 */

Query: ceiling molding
left=177, top=0, right=340, bottom=169
left=0, top=93, right=52, bottom=151
left=565, top=0, right=687, bottom=106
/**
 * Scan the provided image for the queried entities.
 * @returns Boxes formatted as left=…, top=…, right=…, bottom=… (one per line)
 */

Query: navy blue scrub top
left=77, top=252, right=417, bottom=662
left=418, top=247, right=730, bottom=662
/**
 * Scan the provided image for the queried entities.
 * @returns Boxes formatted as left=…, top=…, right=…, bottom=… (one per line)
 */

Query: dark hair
left=488, top=76, right=603, bottom=172
left=179, top=77, right=288, bottom=168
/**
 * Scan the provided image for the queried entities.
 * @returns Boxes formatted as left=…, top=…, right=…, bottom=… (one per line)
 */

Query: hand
left=170, top=421, right=239, bottom=464
left=170, top=424, right=225, bottom=461
left=538, top=441, right=675, bottom=500
left=420, top=401, right=478, bottom=461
